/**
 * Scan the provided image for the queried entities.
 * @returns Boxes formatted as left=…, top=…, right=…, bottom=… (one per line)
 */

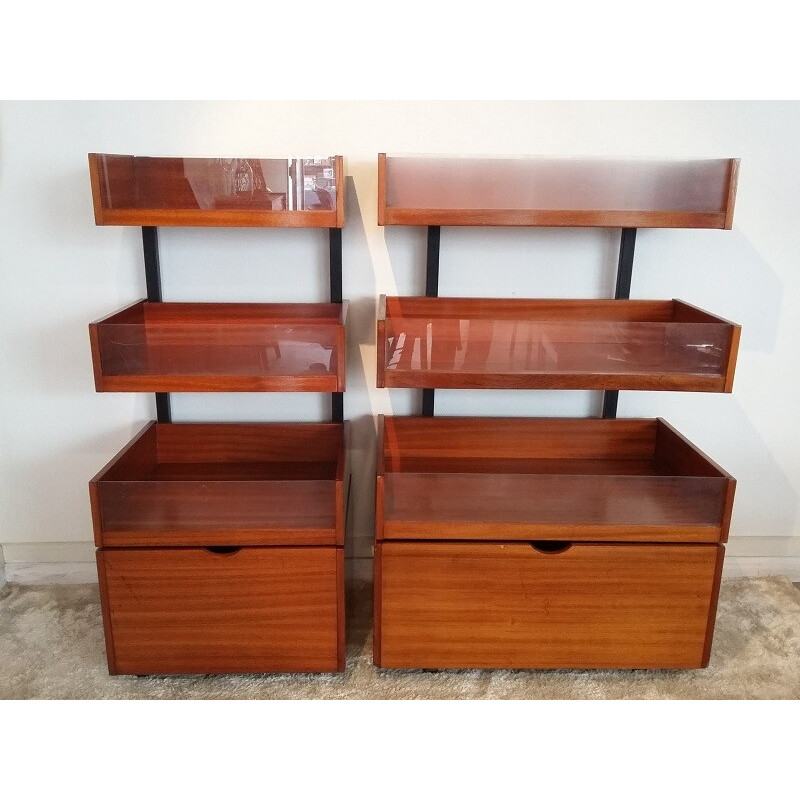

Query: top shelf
left=89, top=154, right=344, bottom=228
left=378, top=153, right=739, bottom=229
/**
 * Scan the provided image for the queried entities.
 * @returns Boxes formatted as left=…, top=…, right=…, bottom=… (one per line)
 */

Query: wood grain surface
left=98, top=546, right=343, bottom=674
left=376, top=541, right=723, bottom=669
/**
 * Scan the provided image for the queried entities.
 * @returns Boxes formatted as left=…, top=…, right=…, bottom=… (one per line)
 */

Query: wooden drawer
left=98, top=546, right=344, bottom=675
left=375, top=541, right=723, bottom=670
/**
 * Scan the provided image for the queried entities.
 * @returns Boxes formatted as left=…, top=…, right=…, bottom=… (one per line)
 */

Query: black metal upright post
left=142, top=226, right=172, bottom=423
left=602, top=227, right=637, bottom=419
left=422, top=225, right=441, bottom=417
left=329, top=227, right=344, bottom=424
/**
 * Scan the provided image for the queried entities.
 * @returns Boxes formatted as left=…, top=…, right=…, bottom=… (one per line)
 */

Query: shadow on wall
left=342, top=175, right=379, bottom=558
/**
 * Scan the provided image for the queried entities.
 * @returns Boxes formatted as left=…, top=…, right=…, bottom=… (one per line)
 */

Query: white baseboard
left=722, top=557, right=800, bottom=580
left=4, top=556, right=799, bottom=586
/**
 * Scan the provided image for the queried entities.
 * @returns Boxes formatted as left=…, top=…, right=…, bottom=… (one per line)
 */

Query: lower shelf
left=98, top=546, right=344, bottom=675
left=375, top=541, right=723, bottom=670
left=374, top=415, right=734, bottom=670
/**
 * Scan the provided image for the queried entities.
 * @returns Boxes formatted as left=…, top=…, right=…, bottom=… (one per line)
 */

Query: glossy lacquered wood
left=98, top=546, right=343, bottom=674
left=378, top=153, right=739, bottom=228
left=90, top=300, right=346, bottom=393
left=90, top=422, right=348, bottom=547
left=89, top=154, right=344, bottom=228
left=377, top=416, right=735, bottom=544
left=378, top=297, right=740, bottom=392
left=375, top=541, right=723, bottom=669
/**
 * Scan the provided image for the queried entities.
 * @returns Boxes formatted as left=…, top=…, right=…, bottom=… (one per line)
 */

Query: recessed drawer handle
left=529, top=541, right=572, bottom=554
left=205, top=546, right=242, bottom=555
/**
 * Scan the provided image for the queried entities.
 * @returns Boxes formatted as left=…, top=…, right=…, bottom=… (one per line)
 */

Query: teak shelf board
left=376, top=416, right=735, bottom=544
left=375, top=541, right=723, bottom=670
left=89, top=153, right=345, bottom=228
left=90, top=422, right=348, bottom=548
left=378, top=296, right=740, bottom=392
left=378, top=153, right=739, bottom=229
left=90, top=300, right=347, bottom=393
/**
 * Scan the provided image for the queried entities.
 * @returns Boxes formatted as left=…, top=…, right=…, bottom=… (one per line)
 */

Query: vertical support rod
left=602, top=227, right=637, bottom=419
left=422, top=225, right=440, bottom=417
left=142, top=226, right=171, bottom=423
left=329, top=227, right=344, bottom=423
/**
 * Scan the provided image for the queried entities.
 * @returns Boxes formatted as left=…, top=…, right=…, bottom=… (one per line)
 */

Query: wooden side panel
left=378, top=542, right=722, bottom=669
left=373, top=542, right=383, bottom=667
left=98, top=546, right=341, bottom=674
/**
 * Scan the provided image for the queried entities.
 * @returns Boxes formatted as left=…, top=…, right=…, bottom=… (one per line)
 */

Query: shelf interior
left=379, top=296, right=738, bottom=392
left=379, top=153, right=738, bottom=228
left=379, top=417, right=732, bottom=542
left=94, top=423, right=344, bottom=544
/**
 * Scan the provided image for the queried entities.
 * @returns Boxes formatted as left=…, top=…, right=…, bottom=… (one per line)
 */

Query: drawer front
left=98, top=546, right=343, bottom=674
left=376, top=542, right=723, bottom=670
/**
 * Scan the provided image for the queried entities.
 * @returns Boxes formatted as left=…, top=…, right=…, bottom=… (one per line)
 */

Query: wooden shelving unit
left=374, top=153, right=741, bottom=670
left=87, top=153, right=347, bottom=675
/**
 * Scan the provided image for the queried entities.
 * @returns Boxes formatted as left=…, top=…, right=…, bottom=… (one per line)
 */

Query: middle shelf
left=90, top=300, right=347, bottom=393
left=378, top=296, right=740, bottom=392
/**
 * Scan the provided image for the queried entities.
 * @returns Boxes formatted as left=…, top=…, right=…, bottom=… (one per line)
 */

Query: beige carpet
left=1, top=577, right=799, bottom=699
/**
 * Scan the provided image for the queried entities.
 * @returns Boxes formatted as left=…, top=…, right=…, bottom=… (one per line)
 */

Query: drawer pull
left=529, top=541, right=572, bottom=554
left=205, top=546, right=242, bottom=555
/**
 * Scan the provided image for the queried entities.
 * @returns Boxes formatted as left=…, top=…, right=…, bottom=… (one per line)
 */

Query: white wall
left=1, top=101, right=799, bottom=575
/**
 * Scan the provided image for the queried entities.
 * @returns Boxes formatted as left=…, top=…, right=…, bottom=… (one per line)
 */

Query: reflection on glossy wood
left=91, top=422, right=347, bottom=547
left=378, top=297, right=740, bottom=392
left=378, top=416, right=735, bottom=544
left=384, top=473, right=727, bottom=542
left=90, top=300, right=347, bottom=393
left=89, top=154, right=344, bottom=228
left=378, top=154, right=739, bottom=229
left=376, top=542, right=723, bottom=669
left=99, top=546, right=341, bottom=674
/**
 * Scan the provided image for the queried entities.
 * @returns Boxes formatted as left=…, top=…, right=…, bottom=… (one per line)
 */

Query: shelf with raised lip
left=90, top=300, right=347, bottom=393
left=377, top=296, right=740, bottom=392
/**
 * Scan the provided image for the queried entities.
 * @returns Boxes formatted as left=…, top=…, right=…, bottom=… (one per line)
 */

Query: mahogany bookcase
left=87, top=154, right=348, bottom=675
left=374, top=153, right=740, bottom=669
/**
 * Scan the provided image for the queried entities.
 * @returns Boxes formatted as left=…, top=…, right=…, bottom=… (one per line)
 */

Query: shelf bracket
left=329, top=227, right=344, bottom=424
left=422, top=225, right=441, bottom=417
left=142, top=226, right=172, bottom=423
left=602, top=227, right=637, bottom=420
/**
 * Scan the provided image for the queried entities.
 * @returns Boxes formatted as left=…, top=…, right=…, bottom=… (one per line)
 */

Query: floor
left=2, top=576, right=799, bottom=699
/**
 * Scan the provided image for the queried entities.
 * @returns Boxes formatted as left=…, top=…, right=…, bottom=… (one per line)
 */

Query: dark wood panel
left=99, top=546, right=343, bottom=674
left=376, top=542, right=722, bottom=669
